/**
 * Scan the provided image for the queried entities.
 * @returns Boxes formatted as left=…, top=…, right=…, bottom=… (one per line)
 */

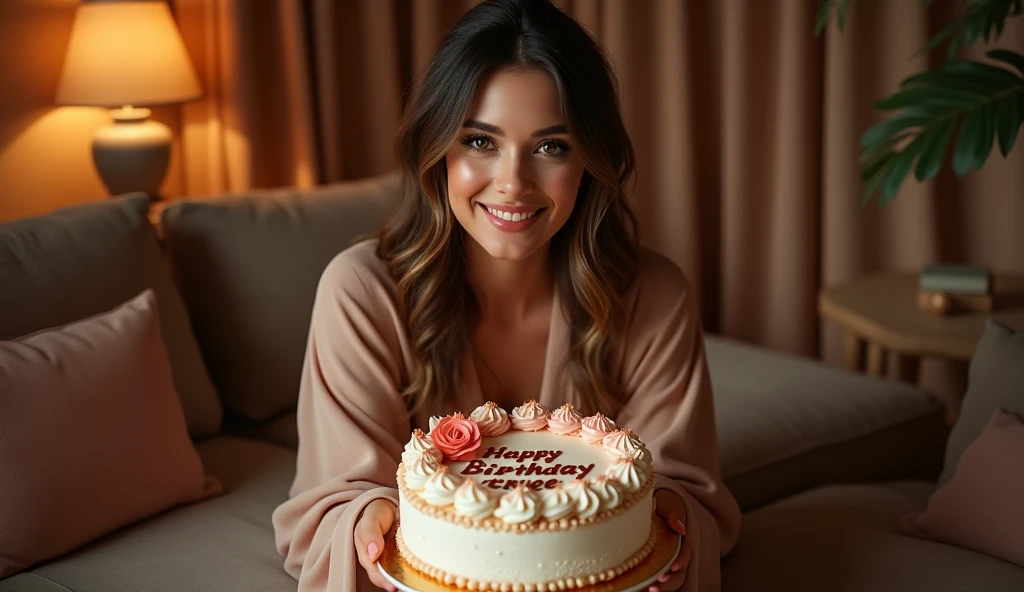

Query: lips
left=477, top=202, right=545, bottom=232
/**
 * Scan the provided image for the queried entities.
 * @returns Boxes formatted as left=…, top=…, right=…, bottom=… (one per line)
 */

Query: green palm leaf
left=859, top=52, right=1024, bottom=205
left=923, top=0, right=1023, bottom=58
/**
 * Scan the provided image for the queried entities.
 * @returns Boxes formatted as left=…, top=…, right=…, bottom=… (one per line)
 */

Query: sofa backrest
left=160, top=172, right=401, bottom=423
left=0, top=194, right=223, bottom=438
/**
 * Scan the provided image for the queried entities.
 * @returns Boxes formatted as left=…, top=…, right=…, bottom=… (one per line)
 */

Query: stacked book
left=917, top=263, right=993, bottom=314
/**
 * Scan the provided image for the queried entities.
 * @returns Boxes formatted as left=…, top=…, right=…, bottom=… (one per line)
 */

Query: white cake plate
left=378, top=516, right=682, bottom=592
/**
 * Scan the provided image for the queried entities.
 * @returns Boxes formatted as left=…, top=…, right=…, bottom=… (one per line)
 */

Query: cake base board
left=378, top=515, right=681, bottom=592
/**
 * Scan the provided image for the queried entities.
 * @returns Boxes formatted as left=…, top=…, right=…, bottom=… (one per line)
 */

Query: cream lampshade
left=56, top=0, right=202, bottom=198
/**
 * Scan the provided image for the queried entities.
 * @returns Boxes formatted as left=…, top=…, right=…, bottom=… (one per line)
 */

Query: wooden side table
left=818, top=272, right=1024, bottom=382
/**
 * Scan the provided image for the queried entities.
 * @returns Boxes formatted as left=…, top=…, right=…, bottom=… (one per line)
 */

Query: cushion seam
left=23, top=573, right=76, bottom=592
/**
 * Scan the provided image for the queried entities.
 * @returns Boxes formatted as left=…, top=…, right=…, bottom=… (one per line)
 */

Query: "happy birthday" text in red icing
left=459, top=446, right=595, bottom=490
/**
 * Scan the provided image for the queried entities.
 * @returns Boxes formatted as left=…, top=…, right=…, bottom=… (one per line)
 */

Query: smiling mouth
left=480, top=204, right=545, bottom=222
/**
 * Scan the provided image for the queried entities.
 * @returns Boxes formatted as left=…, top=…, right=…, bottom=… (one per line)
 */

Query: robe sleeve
left=271, top=247, right=411, bottom=591
left=614, top=254, right=742, bottom=592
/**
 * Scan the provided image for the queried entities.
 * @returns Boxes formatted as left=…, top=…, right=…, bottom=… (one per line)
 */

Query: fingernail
left=648, top=587, right=659, bottom=592
left=368, top=542, right=379, bottom=560
left=671, top=561, right=682, bottom=571
left=674, top=518, right=686, bottom=535
left=658, top=574, right=670, bottom=582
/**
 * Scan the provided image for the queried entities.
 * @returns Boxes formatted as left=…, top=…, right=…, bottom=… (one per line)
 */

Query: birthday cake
left=396, top=400, right=656, bottom=591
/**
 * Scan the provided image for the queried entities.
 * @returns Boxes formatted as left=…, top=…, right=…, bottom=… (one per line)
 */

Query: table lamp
left=55, top=0, right=202, bottom=198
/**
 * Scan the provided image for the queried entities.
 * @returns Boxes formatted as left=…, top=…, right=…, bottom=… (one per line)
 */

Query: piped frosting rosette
left=590, top=475, right=624, bottom=511
left=402, top=428, right=443, bottom=465
left=469, top=401, right=511, bottom=437
left=454, top=478, right=497, bottom=521
left=421, top=465, right=463, bottom=506
left=606, top=456, right=647, bottom=492
left=540, top=483, right=575, bottom=520
left=602, top=428, right=646, bottom=460
left=564, top=479, right=602, bottom=519
left=494, top=484, right=541, bottom=524
left=511, top=400, right=550, bottom=431
left=547, top=404, right=584, bottom=436
left=403, top=450, right=441, bottom=490
left=580, top=412, right=617, bottom=444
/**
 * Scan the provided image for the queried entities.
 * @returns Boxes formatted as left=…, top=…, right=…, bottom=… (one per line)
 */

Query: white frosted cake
left=396, top=400, right=656, bottom=591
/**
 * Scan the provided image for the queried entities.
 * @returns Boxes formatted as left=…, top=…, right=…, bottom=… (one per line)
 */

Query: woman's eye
left=462, top=136, right=493, bottom=151
left=537, top=140, right=569, bottom=156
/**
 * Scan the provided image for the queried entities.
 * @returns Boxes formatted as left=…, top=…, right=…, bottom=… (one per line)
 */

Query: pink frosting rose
left=432, top=415, right=483, bottom=461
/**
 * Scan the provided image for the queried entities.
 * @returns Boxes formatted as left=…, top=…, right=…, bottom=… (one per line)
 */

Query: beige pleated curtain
left=170, top=0, right=1024, bottom=408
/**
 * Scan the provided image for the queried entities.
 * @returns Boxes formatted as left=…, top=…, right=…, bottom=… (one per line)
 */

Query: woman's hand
left=649, top=489, right=693, bottom=591
left=354, top=499, right=398, bottom=591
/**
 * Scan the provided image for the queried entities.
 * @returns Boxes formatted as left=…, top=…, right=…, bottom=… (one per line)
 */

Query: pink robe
left=271, top=240, right=741, bottom=591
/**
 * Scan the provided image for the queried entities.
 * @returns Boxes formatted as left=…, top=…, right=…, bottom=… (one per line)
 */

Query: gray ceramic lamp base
left=91, top=107, right=171, bottom=199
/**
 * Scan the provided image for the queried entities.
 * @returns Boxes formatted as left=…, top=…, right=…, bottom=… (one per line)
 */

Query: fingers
left=374, top=498, right=397, bottom=535
left=650, top=537, right=693, bottom=591
left=671, top=538, right=693, bottom=573
left=667, top=509, right=686, bottom=536
left=354, top=501, right=397, bottom=591
left=648, top=569, right=686, bottom=591
left=653, top=490, right=687, bottom=536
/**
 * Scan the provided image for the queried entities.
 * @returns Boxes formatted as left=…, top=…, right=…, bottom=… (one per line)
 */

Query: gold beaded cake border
left=395, top=514, right=660, bottom=591
left=398, top=464, right=655, bottom=533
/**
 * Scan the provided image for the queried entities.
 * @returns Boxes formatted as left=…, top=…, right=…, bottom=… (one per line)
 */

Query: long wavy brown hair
left=377, top=0, right=638, bottom=417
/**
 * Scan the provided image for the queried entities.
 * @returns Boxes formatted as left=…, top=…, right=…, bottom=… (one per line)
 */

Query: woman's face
left=446, top=67, right=585, bottom=262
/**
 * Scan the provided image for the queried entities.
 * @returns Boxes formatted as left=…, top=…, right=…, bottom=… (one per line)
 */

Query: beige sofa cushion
left=0, top=194, right=221, bottom=438
left=0, top=437, right=298, bottom=592
left=706, top=335, right=947, bottom=510
left=162, top=172, right=400, bottom=422
left=721, top=482, right=1024, bottom=592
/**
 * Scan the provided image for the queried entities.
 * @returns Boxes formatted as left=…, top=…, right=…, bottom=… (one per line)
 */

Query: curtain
left=170, top=0, right=1024, bottom=409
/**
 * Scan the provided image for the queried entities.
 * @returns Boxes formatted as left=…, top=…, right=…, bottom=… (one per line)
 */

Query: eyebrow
left=463, top=120, right=568, bottom=137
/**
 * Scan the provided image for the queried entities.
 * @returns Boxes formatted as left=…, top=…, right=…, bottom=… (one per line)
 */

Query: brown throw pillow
left=901, top=409, right=1024, bottom=568
left=0, top=290, right=221, bottom=578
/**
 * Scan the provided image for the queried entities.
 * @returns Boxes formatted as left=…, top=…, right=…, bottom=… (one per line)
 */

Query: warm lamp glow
left=56, top=0, right=201, bottom=108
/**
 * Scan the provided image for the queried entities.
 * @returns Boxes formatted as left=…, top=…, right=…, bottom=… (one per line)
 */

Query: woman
left=272, top=1, right=741, bottom=590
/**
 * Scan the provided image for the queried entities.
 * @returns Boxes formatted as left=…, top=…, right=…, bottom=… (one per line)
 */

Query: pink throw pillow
left=0, top=290, right=222, bottom=578
left=900, top=409, right=1024, bottom=568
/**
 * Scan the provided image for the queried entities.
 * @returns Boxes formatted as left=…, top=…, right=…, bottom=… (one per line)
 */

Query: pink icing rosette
left=547, top=403, right=583, bottom=436
left=511, top=400, right=550, bottom=431
left=469, top=401, right=511, bottom=437
left=431, top=415, right=482, bottom=461
left=580, top=412, right=617, bottom=444
left=602, top=428, right=644, bottom=460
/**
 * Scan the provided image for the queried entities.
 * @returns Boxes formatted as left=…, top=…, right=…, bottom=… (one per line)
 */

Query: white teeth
left=484, top=205, right=538, bottom=221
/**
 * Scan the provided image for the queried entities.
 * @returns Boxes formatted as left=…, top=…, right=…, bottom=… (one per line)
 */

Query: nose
left=493, top=151, right=534, bottom=198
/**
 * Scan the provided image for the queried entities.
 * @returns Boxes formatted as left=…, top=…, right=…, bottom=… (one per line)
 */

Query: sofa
left=1, top=172, right=1021, bottom=592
